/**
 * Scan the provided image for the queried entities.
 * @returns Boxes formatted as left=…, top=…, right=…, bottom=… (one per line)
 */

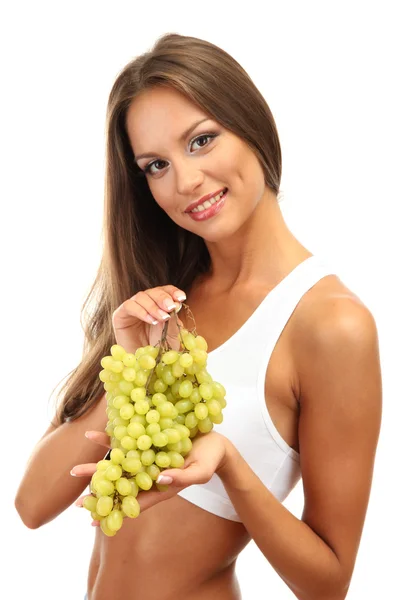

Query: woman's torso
left=87, top=253, right=352, bottom=600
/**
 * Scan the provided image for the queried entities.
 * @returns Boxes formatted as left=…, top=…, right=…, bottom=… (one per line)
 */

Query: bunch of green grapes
left=82, top=327, right=227, bottom=537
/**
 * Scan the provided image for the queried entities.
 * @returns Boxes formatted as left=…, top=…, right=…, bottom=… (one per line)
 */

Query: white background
left=2, top=1, right=398, bottom=598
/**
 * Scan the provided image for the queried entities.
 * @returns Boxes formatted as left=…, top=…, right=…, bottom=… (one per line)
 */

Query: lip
left=186, top=189, right=228, bottom=222
left=184, top=187, right=227, bottom=213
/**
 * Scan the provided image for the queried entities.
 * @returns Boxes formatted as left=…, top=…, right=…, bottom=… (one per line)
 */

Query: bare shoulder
left=291, top=274, right=377, bottom=362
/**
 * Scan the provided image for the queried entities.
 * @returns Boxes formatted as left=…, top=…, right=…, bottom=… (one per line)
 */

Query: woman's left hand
left=73, top=430, right=230, bottom=523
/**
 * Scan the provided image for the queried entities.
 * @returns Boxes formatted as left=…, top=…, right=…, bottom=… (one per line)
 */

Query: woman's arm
left=15, top=393, right=109, bottom=529
left=218, top=298, right=382, bottom=600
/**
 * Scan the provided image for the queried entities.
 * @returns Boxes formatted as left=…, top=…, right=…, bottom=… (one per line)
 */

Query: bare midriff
left=87, top=495, right=251, bottom=600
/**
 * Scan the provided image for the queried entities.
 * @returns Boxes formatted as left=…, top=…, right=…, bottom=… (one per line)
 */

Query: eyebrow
left=134, top=117, right=211, bottom=163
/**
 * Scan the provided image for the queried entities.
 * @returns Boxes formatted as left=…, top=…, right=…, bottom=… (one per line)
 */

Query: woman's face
left=126, top=86, right=267, bottom=242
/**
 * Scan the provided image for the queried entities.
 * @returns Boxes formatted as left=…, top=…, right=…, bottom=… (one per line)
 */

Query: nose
left=174, top=159, right=204, bottom=197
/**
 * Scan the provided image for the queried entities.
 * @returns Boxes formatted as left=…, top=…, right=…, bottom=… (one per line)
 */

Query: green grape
left=146, top=464, right=161, bottom=480
left=110, top=360, right=124, bottom=374
left=130, top=414, right=147, bottom=426
left=91, top=510, right=102, bottom=521
left=122, top=457, right=142, bottom=474
left=120, top=403, right=135, bottom=420
left=178, top=380, right=193, bottom=398
left=137, top=434, right=153, bottom=451
left=136, top=471, right=153, bottom=490
left=114, top=425, right=128, bottom=440
left=194, top=335, right=208, bottom=351
left=96, top=459, right=111, bottom=471
left=110, top=448, right=125, bottom=465
left=157, top=401, right=175, bottom=418
left=189, top=426, right=199, bottom=438
left=206, top=399, right=222, bottom=416
left=191, top=349, right=208, bottom=365
left=180, top=437, right=193, bottom=454
left=99, top=369, right=111, bottom=383
left=167, top=441, right=182, bottom=453
left=154, top=379, right=168, bottom=393
left=122, top=367, right=136, bottom=382
left=109, top=371, right=122, bottom=382
left=162, top=428, right=181, bottom=444
left=126, top=449, right=141, bottom=460
left=146, top=423, right=161, bottom=436
left=194, top=403, right=208, bottom=420
left=172, top=361, right=185, bottom=378
left=145, top=409, right=160, bottom=424
left=96, top=496, right=114, bottom=517
left=175, top=399, right=194, bottom=414
left=121, top=435, right=136, bottom=450
left=113, top=417, right=129, bottom=427
left=106, top=509, right=124, bottom=531
left=135, top=347, right=147, bottom=358
left=105, top=424, right=114, bottom=438
left=179, top=352, right=193, bottom=368
left=83, top=495, right=98, bottom=512
left=162, top=350, right=179, bottom=365
left=218, top=397, right=227, bottom=409
left=212, top=381, right=226, bottom=399
left=141, top=449, right=156, bottom=466
left=199, top=383, right=213, bottom=401
left=189, top=387, right=202, bottom=404
left=134, top=370, right=149, bottom=386
left=107, top=407, right=119, bottom=421
left=127, top=422, right=146, bottom=438
left=185, top=412, right=198, bottom=429
left=147, top=346, right=160, bottom=359
left=104, top=381, right=118, bottom=392
left=182, top=331, right=196, bottom=350
left=197, top=416, right=214, bottom=434
left=167, top=451, right=185, bottom=468
left=113, top=395, right=129, bottom=409
left=175, top=414, right=186, bottom=425
left=101, top=356, right=115, bottom=370
left=105, top=464, right=122, bottom=481
left=115, top=477, right=132, bottom=496
left=135, top=399, right=150, bottom=415
left=152, top=392, right=167, bottom=406
left=111, top=344, right=126, bottom=361
left=138, top=354, right=156, bottom=370
left=94, top=478, right=115, bottom=496
left=119, top=380, right=135, bottom=395
left=162, top=368, right=176, bottom=386
left=155, top=362, right=164, bottom=378
left=166, top=392, right=177, bottom=404
left=210, top=413, right=223, bottom=424
left=110, top=438, right=122, bottom=450
left=155, top=452, right=171, bottom=468
left=152, top=432, right=169, bottom=447
left=130, top=479, right=139, bottom=497
left=122, top=495, right=141, bottom=518
left=159, top=417, right=174, bottom=430
left=122, top=353, right=136, bottom=368
left=100, top=517, right=117, bottom=537
left=173, top=424, right=190, bottom=439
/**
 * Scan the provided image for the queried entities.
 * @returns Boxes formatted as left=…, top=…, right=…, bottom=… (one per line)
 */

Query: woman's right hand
left=111, top=285, right=187, bottom=354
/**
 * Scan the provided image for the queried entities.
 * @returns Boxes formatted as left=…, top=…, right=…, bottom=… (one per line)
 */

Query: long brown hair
left=51, top=32, right=283, bottom=425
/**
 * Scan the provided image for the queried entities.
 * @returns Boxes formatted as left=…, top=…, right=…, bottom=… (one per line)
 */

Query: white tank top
left=177, top=255, right=337, bottom=522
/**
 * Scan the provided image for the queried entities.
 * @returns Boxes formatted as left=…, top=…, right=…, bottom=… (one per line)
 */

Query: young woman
left=15, top=33, right=382, bottom=600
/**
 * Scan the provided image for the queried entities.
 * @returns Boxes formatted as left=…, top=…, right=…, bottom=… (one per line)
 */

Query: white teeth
left=191, top=189, right=226, bottom=213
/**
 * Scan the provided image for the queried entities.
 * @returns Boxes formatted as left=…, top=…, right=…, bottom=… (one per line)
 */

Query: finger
left=85, top=431, right=111, bottom=448
left=135, top=290, right=179, bottom=323
left=91, top=520, right=100, bottom=527
left=75, top=494, right=92, bottom=507
left=70, top=463, right=98, bottom=477
left=160, top=285, right=187, bottom=303
left=127, top=291, right=171, bottom=325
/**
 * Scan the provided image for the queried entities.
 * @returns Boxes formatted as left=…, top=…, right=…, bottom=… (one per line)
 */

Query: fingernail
left=156, top=475, right=173, bottom=484
left=84, top=431, right=91, bottom=438
left=176, top=294, right=186, bottom=301
left=70, top=470, right=77, bottom=476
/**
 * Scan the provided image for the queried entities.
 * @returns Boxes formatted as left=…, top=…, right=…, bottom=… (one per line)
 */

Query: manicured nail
left=70, top=470, right=77, bottom=476
left=176, top=294, right=186, bottom=301
left=156, top=475, right=173, bottom=484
